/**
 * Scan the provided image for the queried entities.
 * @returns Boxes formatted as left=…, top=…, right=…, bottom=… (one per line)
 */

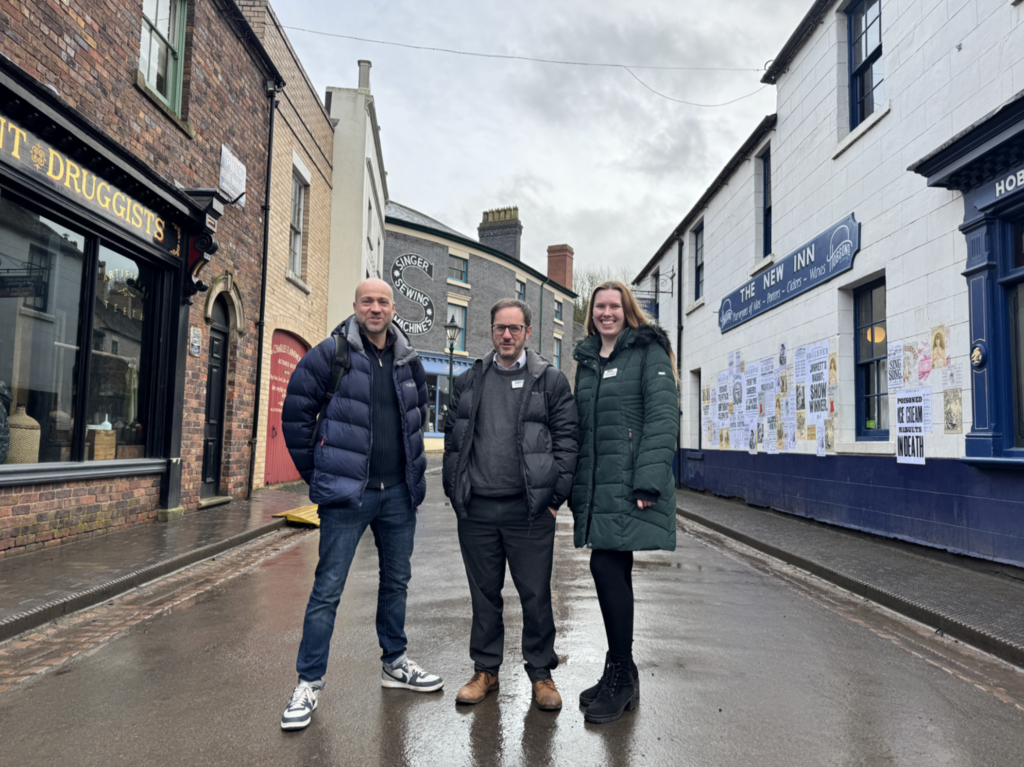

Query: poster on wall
left=931, top=325, right=948, bottom=369
left=887, top=341, right=904, bottom=391
left=744, top=368, right=759, bottom=418
left=807, top=342, right=829, bottom=424
left=759, top=357, right=775, bottom=416
left=717, top=372, right=730, bottom=427
left=903, top=343, right=919, bottom=386
left=896, top=389, right=927, bottom=465
left=944, top=389, right=963, bottom=434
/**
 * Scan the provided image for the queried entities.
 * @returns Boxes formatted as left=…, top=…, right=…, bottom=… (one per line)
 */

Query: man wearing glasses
left=443, top=298, right=578, bottom=711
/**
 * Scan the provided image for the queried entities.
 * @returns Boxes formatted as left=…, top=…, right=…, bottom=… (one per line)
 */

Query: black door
left=201, top=296, right=230, bottom=499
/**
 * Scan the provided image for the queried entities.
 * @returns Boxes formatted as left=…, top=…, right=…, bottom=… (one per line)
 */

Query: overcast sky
left=275, top=0, right=811, bottom=281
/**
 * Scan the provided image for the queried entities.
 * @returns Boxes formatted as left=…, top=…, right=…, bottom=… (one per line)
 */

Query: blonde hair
left=586, top=280, right=679, bottom=384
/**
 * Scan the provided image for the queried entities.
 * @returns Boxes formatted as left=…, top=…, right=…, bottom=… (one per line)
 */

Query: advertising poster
left=807, top=341, right=829, bottom=424
left=759, top=357, right=775, bottom=416
left=744, top=368, right=759, bottom=418
left=828, top=352, right=838, bottom=387
left=717, top=372, right=730, bottom=427
left=887, top=341, right=904, bottom=391
left=795, top=346, right=807, bottom=385
left=816, top=425, right=826, bottom=457
left=903, top=343, right=919, bottom=386
left=941, top=362, right=963, bottom=391
left=931, top=325, right=948, bottom=370
left=918, top=339, right=932, bottom=383
left=778, top=343, right=788, bottom=367
left=797, top=411, right=807, bottom=441
left=721, top=427, right=730, bottom=450
left=824, top=419, right=834, bottom=452
left=766, top=417, right=778, bottom=454
left=944, top=389, right=963, bottom=434
left=896, top=390, right=927, bottom=464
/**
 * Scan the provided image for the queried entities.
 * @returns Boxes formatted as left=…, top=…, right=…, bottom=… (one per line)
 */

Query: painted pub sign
left=718, top=214, right=861, bottom=333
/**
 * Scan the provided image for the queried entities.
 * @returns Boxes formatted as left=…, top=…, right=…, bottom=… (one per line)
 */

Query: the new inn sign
left=718, top=214, right=861, bottom=333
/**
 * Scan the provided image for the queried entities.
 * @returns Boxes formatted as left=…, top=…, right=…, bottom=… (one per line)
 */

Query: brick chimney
left=547, top=244, right=574, bottom=290
left=478, top=207, right=523, bottom=260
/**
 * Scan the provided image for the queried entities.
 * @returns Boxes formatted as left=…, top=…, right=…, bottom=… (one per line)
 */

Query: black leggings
left=589, top=549, right=634, bottom=661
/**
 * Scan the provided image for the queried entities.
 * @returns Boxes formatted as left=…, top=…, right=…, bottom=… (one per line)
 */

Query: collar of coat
left=573, top=323, right=672, bottom=362
left=333, top=315, right=421, bottom=367
left=476, top=348, right=550, bottom=379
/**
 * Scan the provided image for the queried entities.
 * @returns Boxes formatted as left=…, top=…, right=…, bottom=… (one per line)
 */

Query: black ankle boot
left=579, top=654, right=640, bottom=707
left=583, top=657, right=638, bottom=724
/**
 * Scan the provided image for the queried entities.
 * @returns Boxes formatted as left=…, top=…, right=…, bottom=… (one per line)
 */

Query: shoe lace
left=401, top=658, right=425, bottom=677
left=595, top=663, right=621, bottom=700
left=288, top=684, right=315, bottom=710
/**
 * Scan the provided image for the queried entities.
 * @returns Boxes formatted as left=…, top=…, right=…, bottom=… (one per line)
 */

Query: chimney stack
left=547, top=244, right=574, bottom=290
left=358, top=60, right=372, bottom=92
left=478, top=206, right=523, bottom=261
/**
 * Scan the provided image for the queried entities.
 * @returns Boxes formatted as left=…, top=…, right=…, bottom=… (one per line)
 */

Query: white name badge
left=512, top=379, right=525, bottom=389
left=603, top=368, right=618, bottom=379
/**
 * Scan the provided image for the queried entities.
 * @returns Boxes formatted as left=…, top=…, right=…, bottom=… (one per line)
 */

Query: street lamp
left=444, top=315, right=462, bottom=423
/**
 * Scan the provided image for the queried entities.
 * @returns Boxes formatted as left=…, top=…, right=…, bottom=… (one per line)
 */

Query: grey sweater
left=467, top=363, right=528, bottom=497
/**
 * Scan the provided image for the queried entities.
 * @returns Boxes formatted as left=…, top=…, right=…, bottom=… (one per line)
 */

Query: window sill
left=286, top=269, right=312, bottom=295
left=134, top=70, right=194, bottom=139
left=452, top=349, right=469, bottom=357
left=833, top=100, right=890, bottom=160
left=18, top=305, right=56, bottom=323
left=835, top=441, right=895, bottom=456
left=447, top=278, right=471, bottom=289
left=684, top=297, right=705, bottom=316
left=0, top=458, right=168, bottom=488
left=554, top=317, right=564, bottom=326
left=749, top=253, right=777, bottom=277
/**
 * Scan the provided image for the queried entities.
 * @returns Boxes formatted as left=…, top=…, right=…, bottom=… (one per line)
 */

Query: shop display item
left=8, top=406, right=41, bottom=464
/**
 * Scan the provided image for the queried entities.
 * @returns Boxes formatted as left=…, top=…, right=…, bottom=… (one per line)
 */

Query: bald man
left=280, top=278, right=442, bottom=731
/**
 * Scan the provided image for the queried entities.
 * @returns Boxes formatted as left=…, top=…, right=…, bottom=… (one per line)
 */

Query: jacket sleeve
left=281, top=338, right=333, bottom=484
left=414, top=359, right=428, bottom=432
left=547, top=370, right=579, bottom=510
left=442, top=372, right=464, bottom=499
left=632, top=343, right=680, bottom=507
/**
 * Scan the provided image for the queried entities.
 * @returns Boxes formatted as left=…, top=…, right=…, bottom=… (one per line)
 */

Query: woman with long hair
left=570, top=280, right=680, bottom=724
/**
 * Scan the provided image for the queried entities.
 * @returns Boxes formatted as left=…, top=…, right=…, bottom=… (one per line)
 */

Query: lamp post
left=444, top=315, right=462, bottom=421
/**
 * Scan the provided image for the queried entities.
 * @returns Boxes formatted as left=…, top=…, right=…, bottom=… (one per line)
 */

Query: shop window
left=553, top=337, right=562, bottom=370
left=449, top=255, right=468, bottom=283
left=0, top=198, right=85, bottom=464
left=516, top=280, right=526, bottom=302
left=761, top=147, right=772, bottom=257
left=450, top=305, right=466, bottom=351
left=855, top=279, right=888, bottom=439
left=289, top=173, right=307, bottom=277
left=554, top=300, right=563, bottom=321
left=139, top=0, right=187, bottom=114
left=849, top=0, right=884, bottom=129
left=693, top=224, right=704, bottom=301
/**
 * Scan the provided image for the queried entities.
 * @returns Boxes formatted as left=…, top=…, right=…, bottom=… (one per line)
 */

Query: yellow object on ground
left=272, top=505, right=321, bottom=527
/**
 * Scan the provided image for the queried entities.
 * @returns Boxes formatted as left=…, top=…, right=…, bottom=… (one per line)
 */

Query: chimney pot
left=358, top=60, right=372, bottom=91
left=546, top=244, right=574, bottom=291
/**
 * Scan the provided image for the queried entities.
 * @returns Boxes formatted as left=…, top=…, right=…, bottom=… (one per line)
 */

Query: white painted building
left=325, top=60, right=388, bottom=332
left=635, top=0, right=1024, bottom=564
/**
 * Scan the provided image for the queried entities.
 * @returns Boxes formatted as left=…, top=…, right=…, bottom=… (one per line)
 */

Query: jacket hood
left=333, top=315, right=420, bottom=366
left=573, top=323, right=672, bottom=361
left=478, top=348, right=550, bottom=379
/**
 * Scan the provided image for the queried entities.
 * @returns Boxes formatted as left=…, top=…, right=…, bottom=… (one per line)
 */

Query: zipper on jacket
left=585, top=358, right=603, bottom=545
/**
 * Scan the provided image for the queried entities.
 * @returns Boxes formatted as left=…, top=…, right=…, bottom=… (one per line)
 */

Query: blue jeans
left=296, top=484, right=416, bottom=681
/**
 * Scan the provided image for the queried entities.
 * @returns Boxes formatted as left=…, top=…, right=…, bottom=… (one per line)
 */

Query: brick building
left=384, top=202, right=576, bottom=451
left=0, top=0, right=284, bottom=558
left=236, top=1, right=334, bottom=490
left=635, top=0, right=1024, bottom=564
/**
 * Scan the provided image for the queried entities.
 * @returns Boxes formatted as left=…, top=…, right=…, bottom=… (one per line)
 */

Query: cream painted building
left=238, top=0, right=334, bottom=489
left=325, top=61, right=388, bottom=333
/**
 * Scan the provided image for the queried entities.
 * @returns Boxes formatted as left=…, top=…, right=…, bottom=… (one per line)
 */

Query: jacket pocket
left=314, top=420, right=328, bottom=471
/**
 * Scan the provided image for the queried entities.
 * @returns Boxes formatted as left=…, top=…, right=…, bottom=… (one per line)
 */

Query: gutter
left=676, top=234, right=684, bottom=486
left=761, top=0, right=836, bottom=85
left=247, top=82, right=281, bottom=498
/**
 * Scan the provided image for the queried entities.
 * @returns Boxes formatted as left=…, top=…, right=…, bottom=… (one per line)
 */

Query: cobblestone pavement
left=0, top=527, right=312, bottom=695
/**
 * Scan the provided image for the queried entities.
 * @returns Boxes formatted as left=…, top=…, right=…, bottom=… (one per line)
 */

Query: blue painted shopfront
left=418, top=351, right=472, bottom=438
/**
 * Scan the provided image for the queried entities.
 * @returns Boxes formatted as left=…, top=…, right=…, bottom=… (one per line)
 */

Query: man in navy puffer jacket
left=278, top=278, right=442, bottom=731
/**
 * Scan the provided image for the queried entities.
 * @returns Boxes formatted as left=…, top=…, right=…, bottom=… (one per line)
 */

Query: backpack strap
left=310, top=334, right=350, bottom=447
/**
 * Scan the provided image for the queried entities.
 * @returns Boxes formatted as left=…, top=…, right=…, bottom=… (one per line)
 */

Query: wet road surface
left=2, top=478, right=1024, bottom=765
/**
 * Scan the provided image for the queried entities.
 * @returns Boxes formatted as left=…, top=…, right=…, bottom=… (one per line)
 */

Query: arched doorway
left=264, top=330, right=309, bottom=485
left=201, top=295, right=230, bottom=499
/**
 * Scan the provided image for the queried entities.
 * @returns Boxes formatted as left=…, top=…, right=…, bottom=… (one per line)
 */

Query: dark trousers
left=457, top=494, right=558, bottom=682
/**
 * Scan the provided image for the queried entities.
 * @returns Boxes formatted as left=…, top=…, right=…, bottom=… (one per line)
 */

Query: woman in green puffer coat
left=570, top=280, right=680, bottom=725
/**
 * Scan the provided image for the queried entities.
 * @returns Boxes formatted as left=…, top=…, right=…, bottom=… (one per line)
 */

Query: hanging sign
left=0, top=112, right=183, bottom=257
left=718, top=214, right=861, bottom=333
left=390, top=253, right=435, bottom=334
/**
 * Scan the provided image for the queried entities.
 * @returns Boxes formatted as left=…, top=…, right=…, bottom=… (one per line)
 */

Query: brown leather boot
left=532, top=678, right=562, bottom=711
left=456, top=671, right=499, bottom=704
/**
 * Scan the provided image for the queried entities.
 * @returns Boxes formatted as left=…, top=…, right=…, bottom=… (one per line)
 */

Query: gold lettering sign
left=0, top=112, right=182, bottom=257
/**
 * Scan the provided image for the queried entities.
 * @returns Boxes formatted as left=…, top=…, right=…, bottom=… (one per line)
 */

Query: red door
left=264, top=330, right=308, bottom=485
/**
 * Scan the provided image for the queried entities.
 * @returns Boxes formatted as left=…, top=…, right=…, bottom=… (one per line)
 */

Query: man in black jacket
left=443, top=298, right=578, bottom=711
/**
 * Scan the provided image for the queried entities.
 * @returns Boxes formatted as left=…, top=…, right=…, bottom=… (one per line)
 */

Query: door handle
left=272, top=425, right=277, bottom=438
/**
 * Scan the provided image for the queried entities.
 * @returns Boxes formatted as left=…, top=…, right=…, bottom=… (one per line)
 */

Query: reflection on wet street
left=2, top=477, right=1023, bottom=765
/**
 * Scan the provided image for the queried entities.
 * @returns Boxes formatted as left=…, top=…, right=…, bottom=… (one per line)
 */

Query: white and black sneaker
left=381, top=656, right=444, bottom=692
left=281, top=679, right=324, bottom=730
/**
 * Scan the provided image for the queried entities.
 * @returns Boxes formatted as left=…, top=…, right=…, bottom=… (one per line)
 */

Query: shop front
left=0, top=61, right=214, bottom=557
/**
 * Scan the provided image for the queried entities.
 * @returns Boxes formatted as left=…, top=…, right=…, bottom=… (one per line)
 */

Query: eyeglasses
left=491, top=324, right=527, bottom=336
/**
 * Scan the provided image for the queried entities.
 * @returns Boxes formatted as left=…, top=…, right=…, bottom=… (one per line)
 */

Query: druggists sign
left=718, top=214, right=861, bottom=333
left=0, top=112, right=182, bottom=257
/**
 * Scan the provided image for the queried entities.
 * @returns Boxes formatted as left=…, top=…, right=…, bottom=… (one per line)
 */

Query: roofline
left=633, top=114, right=777, bottom=284
left=263, top=4, right=332, bottom=127
left=218, top=0, right=286, bottom=88
left=367, top=97, right=389, bottom=203
left=761, top=0, right=836, bottom=85
left=385, top=215, right=577, bottom=299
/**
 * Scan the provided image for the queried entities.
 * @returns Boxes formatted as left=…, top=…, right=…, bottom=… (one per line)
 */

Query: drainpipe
left=247, top=81, right=280, bottom=499
left=675, top=234, right=685, bottom=487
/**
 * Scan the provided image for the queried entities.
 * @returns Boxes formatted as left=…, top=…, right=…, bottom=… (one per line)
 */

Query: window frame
left=139, top=0, right=188, bottom=116
left=448, top=254, right=468, bottom=283
left=761, top=147, right=772, bottom=257
left=848, top=0, right=884, bottom=130
left=854, top=278, right=889, bottom=441
left=553, top=337, right=562, bottom=370
left=515, top=279, right=526, bottom=302
left=693, top=224, right=704, bottom=301
left=554, top=300, right=563, bottom=321
left=451, top=304, right=467, bottom=351
left=288, top=171, right=307, bottom=277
